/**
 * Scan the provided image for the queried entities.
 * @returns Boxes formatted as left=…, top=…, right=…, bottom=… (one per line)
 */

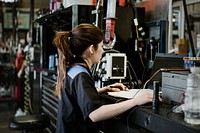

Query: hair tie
left=68, top=31, right=72, bottom=42
left=69, top=31, right=72, bottom=37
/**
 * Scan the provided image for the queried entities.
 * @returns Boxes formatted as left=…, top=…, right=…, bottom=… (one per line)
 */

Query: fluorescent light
left=0, top=0, right=17, bottom=3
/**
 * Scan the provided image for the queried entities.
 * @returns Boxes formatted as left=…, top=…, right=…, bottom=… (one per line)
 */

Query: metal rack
left=40, top=71, right=58, bottom=133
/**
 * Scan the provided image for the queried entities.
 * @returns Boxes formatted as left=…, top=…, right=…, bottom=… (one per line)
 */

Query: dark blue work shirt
left=56, top=65, right=102, bottom=133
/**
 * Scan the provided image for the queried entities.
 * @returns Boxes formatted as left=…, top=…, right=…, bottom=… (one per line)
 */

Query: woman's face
left=93, top=41, right=104, bottom=64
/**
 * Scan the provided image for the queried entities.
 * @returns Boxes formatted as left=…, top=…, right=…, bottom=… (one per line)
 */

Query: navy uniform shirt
left=56, top=65, right=102, bottom=133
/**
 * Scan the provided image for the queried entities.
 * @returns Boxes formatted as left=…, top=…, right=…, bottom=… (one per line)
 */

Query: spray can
left=49, top=55, right=55, bottom=70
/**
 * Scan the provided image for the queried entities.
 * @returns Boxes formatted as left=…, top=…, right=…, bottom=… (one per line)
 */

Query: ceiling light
left=0, top=0, right=17, bottom=3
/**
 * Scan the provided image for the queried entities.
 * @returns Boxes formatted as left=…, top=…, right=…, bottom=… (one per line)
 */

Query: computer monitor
left=149, top=53, right=186, bottom=87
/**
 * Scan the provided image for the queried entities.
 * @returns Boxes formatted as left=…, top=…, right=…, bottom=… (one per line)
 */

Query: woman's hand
left=107, top=83, right=129, bottom=92
left=97, top=83, right=128, bottom=94
left=132, top=90, right=153, bottom=106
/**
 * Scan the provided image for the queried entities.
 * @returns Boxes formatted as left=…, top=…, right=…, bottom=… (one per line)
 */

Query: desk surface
left=131, top=105, right=200, bottom=133
left=101, top=94, right=200, bottom=133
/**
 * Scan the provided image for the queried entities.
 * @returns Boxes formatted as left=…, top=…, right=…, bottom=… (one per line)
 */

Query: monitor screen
left=149, top=53, right=186, bottom=87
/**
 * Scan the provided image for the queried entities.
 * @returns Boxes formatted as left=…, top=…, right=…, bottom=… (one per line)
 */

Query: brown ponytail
left=53, top=31, right=73, bottom=98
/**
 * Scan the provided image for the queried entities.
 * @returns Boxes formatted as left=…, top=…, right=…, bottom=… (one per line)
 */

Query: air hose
left=23, top=51, right=33, bottom=114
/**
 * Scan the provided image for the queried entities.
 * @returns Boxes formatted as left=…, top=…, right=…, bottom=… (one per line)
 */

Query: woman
left=53, top=23, right=153, bottom=133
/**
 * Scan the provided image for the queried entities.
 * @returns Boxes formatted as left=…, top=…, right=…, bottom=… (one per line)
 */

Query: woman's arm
left=89, top=90, right=153, bottom=122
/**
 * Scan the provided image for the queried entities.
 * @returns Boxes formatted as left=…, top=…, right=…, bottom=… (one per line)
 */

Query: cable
left=178, top=92, right=185, bottom=104
left=127, top=61, right=140, bottom=88
left=135, top=25, right=139, bottom=39
left=127, top=65, right=133, bottom=87
left=141, top=64, right=147, bottom=85
left=182, top=0, right=196, bottom=57
left=142, top=69, right=161, bottom=89
left=138, top=52, right=145, bottom=68
left=23, top=51, right=33, bottom=114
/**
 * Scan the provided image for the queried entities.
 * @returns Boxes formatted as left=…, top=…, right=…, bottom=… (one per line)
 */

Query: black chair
left=9, top=113, right=50, bottom=133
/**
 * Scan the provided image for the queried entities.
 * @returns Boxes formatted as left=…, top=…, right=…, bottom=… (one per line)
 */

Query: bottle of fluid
left=184, top=67, right=200, bottom=125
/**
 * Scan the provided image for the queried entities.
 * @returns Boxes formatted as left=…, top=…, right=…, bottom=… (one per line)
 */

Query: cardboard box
left=175, top=39, right=188, bottom=54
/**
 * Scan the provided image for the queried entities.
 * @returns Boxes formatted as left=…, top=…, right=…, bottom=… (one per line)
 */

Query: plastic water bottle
left=184, top=67, right=200, bottom=125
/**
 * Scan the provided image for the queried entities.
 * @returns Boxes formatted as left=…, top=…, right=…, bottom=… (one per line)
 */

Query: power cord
left=142, top=69, right=161, bottom=89
left=127, top=61, right=140, bottom=88
left=24, top=51, right=33, bottom=114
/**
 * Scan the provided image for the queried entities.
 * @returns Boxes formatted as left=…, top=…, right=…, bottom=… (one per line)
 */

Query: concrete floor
left=0, top=102, right=20, bottom=133
left=0, top=74, right=40, bottom=133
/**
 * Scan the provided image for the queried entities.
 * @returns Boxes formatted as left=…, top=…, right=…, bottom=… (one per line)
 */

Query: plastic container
left=184, top=90, right=200, bottom=124
left=184, top=67, right=200, bottom=125
left=49, top=55, right=55, bottom=70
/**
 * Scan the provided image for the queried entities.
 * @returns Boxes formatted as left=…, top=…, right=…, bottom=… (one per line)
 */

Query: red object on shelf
left=105, top=19, right=116, bottom=42
left=119, top=0, right=126, bottom=6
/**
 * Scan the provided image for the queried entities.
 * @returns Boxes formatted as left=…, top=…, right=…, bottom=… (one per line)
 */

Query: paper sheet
left=107, top=89, right=152, bottom=99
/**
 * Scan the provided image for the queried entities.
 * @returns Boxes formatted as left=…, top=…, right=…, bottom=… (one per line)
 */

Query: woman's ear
left=89, top=45, right=95, bottom=55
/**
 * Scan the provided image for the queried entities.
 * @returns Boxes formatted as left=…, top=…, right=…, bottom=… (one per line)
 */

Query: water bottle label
left=187, top=75, right=198, bottom=87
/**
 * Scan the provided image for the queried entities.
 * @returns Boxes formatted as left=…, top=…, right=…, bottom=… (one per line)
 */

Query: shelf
left=35, top=8, right=72, bottom=26
left=0, top=63, right=15, bottom=69
left=0, top=96, right=15, bottom=103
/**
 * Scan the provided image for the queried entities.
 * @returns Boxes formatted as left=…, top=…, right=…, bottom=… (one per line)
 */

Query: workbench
left=101, top=94, right=200, bottom=133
